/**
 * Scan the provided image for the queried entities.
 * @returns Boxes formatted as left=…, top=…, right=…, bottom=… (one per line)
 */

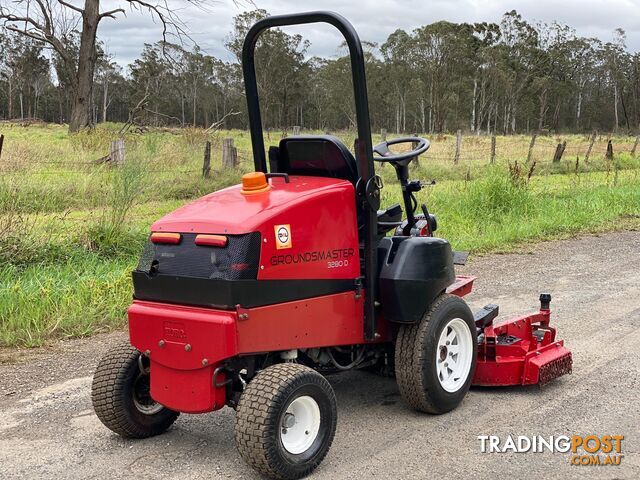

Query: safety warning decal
left=274, top=224, right=292, bottom=249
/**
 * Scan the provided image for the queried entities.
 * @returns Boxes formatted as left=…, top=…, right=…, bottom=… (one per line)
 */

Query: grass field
left=1, top=123, right=639, bottom=346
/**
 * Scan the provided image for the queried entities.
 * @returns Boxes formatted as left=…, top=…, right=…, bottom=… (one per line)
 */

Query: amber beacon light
left=241, top=172, right=271, bottom=195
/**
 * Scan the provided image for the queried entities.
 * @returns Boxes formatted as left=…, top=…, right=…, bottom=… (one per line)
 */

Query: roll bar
left=242, top=11, right=378, bottom=341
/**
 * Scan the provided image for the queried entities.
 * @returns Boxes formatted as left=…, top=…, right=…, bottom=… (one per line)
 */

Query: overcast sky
left=98, top=0, right=640, bottom=67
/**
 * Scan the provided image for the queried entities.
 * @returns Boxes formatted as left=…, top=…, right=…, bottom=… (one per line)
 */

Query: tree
left=0, top=0, right=206, bottom=132
left=94, top=53, right=120, bottom=123
left=2, top=7, right=639, bottom=133
left=226, top=9, right=309, bottom=128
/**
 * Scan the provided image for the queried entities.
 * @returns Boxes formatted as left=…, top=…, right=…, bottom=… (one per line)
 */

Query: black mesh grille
left=136, top=232, right=261, bottom=280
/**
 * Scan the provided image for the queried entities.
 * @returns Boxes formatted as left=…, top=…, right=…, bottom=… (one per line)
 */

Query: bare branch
left=143, top=107, right=184, bottom=126
left=4, top=25, right=48, bottom=43
left=1, top=13, right=47, bottom=33
left=124, top=1, right=206, bottom=47
left=0, top=5, right=71, bottom=62
left=33, top=0, right=57, bottom=37
left=99, top=8, right=125, bottom=20
left=205, top=111, right=241, bottom=132
left=56, top=0, right=84, bottom=15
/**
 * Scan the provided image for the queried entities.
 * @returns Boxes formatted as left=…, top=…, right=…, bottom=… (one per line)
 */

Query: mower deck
left=473, top=298, right=572, bottom=386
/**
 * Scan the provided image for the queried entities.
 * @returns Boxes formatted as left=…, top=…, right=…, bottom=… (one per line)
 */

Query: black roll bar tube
left=241, top=11, right=378, bottom=341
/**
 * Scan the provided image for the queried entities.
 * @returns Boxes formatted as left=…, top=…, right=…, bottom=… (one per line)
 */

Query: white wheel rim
left=132, top=373, right=164, bottom=415
left=436, top=318, right=473, bottom=393
left=280, top=395, right=321, bottom=455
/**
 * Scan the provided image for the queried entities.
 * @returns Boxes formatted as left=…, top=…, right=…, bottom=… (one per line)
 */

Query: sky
left=97, top=0, right=640, bottom=67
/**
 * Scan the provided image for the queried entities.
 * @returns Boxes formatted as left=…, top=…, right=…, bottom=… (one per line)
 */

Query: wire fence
left=1, top=130, right=638, bottom=178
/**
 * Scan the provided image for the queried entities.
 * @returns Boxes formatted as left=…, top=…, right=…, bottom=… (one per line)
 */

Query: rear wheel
left=91, top=342, right=179, bottom=438
left=235, top=363, right=337, bottom=480
left=395, top=294, right=476, bottom=414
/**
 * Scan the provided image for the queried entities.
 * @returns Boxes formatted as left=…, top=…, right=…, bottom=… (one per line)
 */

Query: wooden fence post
left=605, top=140, right=613, bottom=161
left=292, top=126, right=301, bottom=136
left=631, top=134, right=640, bottom=157
left=110, top=139, right=125, bottom=166
left=454, top=129, right=462, bottom=164
left=202, top=141, right=211, bottom=178
left=584, top=131, right=596, bottom=163
left=380, top=128, right=387, bottom=141
left=412, top=135, right=420, bottom=167
left=527, top=133, right=537, bottom=163
left=0, top=134, right=4, bottom=161
left=222, top=138, right=238, bottom=168
left=490, top=135, right=496, bottom=164
left=552, top=140, right=567, bottom=163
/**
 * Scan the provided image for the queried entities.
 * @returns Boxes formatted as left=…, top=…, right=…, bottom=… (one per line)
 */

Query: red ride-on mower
left=91, top=11, right=572, bottom=479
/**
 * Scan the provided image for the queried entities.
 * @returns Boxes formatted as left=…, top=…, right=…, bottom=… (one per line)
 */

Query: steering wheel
left=373, top=136, right=430, bottom=163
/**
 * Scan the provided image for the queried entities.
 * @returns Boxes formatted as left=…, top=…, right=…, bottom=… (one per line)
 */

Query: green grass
left=0, top=124, right=639, bottom=347
left=0, top=253, right=132, bottom=346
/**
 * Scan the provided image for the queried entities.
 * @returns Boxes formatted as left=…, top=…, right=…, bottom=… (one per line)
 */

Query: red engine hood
left=152, top=176, right=352, bottom=235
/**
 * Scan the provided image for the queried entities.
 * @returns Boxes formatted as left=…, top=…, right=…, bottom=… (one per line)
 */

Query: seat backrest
left=273, top=135, right=358, bottom=185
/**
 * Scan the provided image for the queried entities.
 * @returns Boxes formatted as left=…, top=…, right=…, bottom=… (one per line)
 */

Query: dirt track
left=1, top=231, right=639, bottom=479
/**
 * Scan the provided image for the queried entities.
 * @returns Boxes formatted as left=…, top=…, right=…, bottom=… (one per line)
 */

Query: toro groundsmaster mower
left=91, top=11, right=572, bottom=479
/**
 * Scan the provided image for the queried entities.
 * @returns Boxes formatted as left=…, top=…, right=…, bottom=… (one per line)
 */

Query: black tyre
left=91, top=341, right=179, bottom=438
left=235, top=363, right=337, bottom=480
left=395, top=293, right=477, bottom=414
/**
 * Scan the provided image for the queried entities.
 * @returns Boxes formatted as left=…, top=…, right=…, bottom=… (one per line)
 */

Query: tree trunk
left=613, top=83, right=619, bottom=131
left=192, top=82, right=197, bottom=127
left=181, top=95, right=186, bottom=126
left=538, top=89, right=547, bottom=131
left=19, top=92, right=24, bottom=119
left=486, top=103, right=491, bottom=134
left=69, top=0, right=100, bottom=133
left=471, top=77, right=477, bottom=132
left=102, top=80, right=108, bottom=123
left=7, top=77, right=13, bottom=119
left=576, top=90, right=582, bottom=130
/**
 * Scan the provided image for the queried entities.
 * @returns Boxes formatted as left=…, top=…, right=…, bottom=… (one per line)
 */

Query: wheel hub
left=436, top=318, right=473, bottom=393
left=132, top=372, right=164, bottom=415
left=439, top=345, right=448, bottom=362
left=280, top=396, right=321, bottom=455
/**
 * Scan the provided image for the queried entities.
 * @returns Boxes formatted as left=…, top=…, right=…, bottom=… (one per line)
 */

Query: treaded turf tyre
left=395, top=293, right=477, bottom=414
left=91, top=341, right=179, bottom=438
left=235, top=363, right=337, bottom=480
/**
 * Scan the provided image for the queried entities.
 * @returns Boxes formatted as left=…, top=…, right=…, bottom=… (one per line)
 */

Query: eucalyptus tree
left=0, top=0, right=208, bottom=132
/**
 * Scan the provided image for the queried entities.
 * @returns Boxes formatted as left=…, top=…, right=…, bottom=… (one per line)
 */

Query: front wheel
left=91, top=342, right=179, bottom=438
left=234, top=363, right=337, bottom=480
left=395, top=294, right=477, bottom=414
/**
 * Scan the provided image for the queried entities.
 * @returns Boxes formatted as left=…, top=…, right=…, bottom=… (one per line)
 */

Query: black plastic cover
left=137, top=233, right=260, bottom=281
left=132, top=273, right=355, bottom=309
left=378, top=236, right=455, bottom=323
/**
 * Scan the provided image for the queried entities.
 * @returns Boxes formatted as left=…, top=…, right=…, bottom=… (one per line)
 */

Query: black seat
left=270, top=135, right=358, bottom=185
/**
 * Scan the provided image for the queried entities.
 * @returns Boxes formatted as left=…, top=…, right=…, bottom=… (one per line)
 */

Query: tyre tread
left=91, top=341, right=178, bottom=438
left=395, top=294, right=474, bottom=414
left=234, top=363, right=336, bottom=480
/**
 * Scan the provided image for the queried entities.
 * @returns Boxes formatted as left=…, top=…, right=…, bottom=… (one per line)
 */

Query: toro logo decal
left=274, top=224, right=292, bottom=249
left=163, top=321, right=187, bottom=340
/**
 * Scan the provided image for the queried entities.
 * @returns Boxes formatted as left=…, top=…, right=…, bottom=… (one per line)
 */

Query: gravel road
left=1, top=231, right=639, bottom=479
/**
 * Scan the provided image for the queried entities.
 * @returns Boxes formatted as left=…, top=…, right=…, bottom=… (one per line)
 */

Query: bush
left=463, top=166, right=534, bottom=219
left=84, top=154, right=147, bottom=257
left=0, top=179, right=36, bottom=266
